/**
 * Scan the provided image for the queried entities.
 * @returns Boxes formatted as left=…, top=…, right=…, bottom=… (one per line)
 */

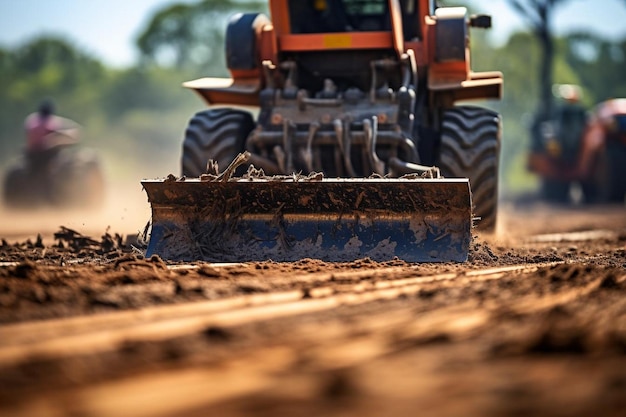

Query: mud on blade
left=142, top=178, right=472, bottom=262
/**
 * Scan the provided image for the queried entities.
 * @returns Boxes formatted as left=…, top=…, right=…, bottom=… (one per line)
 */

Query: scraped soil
left=0, top=203, right=625, bottom=417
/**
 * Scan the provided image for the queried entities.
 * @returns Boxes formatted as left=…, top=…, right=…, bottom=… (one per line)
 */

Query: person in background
left=527, top=84, right=588, bottom=203
left=24, top=99, right=80, bottom=153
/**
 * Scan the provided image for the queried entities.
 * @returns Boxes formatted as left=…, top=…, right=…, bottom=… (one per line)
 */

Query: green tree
left=506, top=0, right=572, bottom=121
left=0, top=35, right=200, bottom=183
left=103, top=67, right=191, bottom=120
left=562, top=33, right=626, bottom=102
left=9, top=37, right=105, bottom=104
left=136, top=0, right=266, bottom=73
left=0, top=47, right=15, bottom=145
left=0, top=37, right=106, bottom=166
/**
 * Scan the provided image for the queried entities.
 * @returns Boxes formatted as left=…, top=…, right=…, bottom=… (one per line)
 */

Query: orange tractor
left=142, top=0, right=503, bottom=262
left=528, top=88, right=626, bottom=204
left=583, top=98, right=626, bottom=202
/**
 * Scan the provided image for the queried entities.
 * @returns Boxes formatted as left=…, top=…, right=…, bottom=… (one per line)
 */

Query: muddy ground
left=0, top=203, right=625, bottom=417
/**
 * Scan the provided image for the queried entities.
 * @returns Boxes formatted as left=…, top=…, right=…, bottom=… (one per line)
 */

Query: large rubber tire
left=48, top=147, right=105, bottom=208
left=225, top=13, right=269, bottom=71
left=540, top=179, right=571, bottom=204
left=606, top=140, right=626, bottom=203
left=2, top=160, right=39, bottom=208
left=437, top=106, right=501, bottom=232
left=3, top=147, right=104, bottom=209
left=181, top=109, right=254, bottom=178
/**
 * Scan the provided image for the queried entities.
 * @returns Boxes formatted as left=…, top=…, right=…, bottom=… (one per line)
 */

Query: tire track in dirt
left=0, top=262, right=563, bottom=365
left=3, top=263, right=623, bottom=417
left=1, top=212, right=625, bottom=417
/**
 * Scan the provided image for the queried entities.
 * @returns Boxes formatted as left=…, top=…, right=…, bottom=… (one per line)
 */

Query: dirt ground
left=0, top=202, right=625, bottom=417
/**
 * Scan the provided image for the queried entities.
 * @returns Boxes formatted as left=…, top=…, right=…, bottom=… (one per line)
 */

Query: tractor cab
left=288, top=0, right=419, bottom=39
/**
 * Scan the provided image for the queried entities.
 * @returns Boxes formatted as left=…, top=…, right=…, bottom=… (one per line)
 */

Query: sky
left=0, top=0, right=626, bottom=68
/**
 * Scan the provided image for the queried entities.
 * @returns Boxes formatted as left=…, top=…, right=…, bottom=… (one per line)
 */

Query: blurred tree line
left=0, top=0, right=624, bottom=197
left=0, top=0, right=267, bottom=184
left=0, top=36, right=202, bottom=183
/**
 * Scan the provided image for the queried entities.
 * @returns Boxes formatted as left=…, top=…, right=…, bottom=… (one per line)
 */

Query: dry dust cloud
left=0, top=179, right=152, bottom=242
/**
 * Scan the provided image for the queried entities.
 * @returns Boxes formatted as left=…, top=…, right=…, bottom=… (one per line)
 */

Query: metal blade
left=142, top=177, right=472, bottom=262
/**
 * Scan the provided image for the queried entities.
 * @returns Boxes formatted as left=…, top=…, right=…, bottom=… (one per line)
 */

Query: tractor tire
left=540, top=179, right=571, bottom=204
left=226, top=13, right=269, bottom=71
left=48, top=147, right=105, bottom=208
left=437, top=106, right=501, bottom=232
left=181, top=108, right=254, bottom=178
left=2, top=160, right=36, bottom=208
left=605, top=140, right=626, bottom=203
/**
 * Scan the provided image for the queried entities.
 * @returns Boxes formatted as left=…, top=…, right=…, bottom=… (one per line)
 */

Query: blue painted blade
left=142, top=177, right=472, bottom=263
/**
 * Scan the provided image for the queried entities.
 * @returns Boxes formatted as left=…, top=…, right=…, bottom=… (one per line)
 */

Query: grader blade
left=142, top=178, right=472, bottom=263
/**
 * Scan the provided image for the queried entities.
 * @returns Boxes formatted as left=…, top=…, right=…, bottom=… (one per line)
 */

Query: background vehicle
left=527, top=84, right=588, bottom=203
left=528, top=87, right=626, bottom=204
left=142, top=0, right=503, bottom=262
left=3, top=131, right=105, bottom=209
left=579, top=98, right=626, bottom=203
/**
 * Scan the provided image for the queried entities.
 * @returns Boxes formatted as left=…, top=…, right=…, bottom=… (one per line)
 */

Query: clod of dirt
left=90, top=293, right=122, bottom=309
left=10, top=261, right=39, bottom=279
left=147, top=255, right=167, bottom=269
left=174, top=279, right=204, bottom=295
left=53, top=226, right=137, bottom=257
left=54, top=226, right=100, bottom=251
left=526, top=317, right=590, bottom=355
left=34, top=234, right=44, bottom=249
left=598, top=272, right=623, bottom=290
left=237, top=283, right=270, bottom=294
left=197, top=265, right=222, bottom=278
left=203, top=326, right=232, bottom=342
left=468, top=239, right=499, bottom=264
left=320, top=369, right=360, bottom=402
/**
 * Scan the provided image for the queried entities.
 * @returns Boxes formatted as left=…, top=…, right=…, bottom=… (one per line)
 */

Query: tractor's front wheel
left=3, top=160, right=37, bottom=208
left=437, top=106, right=501, bottom=232
left=48, top=147, right=105, bottom=208
left=181, top=109, right=255, bottom=177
